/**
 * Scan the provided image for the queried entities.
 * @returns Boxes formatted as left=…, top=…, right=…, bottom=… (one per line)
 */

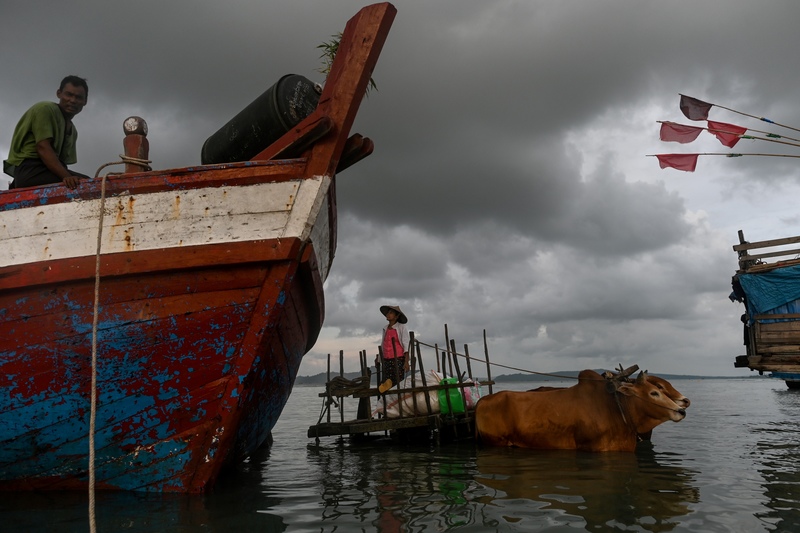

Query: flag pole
left=711, top=103, right=800, bottom=134
left=735, top=134, right=800, bottom=150
left=738, top=127, right=800, bottom=144
left=658, top=121, right=800, bottom=149
left=648, top=153, right=800, bottom=159
left=681, top=94, right=800, bottom=134
left=705, top=123, right=800, bottom=145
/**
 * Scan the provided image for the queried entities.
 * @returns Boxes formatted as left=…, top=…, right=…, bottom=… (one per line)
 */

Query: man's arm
left=35, top=138, right=80, bottom=189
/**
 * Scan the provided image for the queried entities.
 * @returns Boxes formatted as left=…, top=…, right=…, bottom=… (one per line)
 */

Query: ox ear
left=617, top=382, right=635, bottom=396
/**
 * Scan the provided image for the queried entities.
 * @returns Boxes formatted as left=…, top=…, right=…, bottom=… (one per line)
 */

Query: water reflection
left=752, top=389, right=800, bottom=531
left=473, top=444, right=700, bottom=531
left=210, top=446, right=288, bottom=532
left=308, top=440, right=426, bottom=531
left=1, top=488, right=287, bottom=533
left=307, top=440, right=489, bottom=531
left=305, top=437, right=701, bottom=531
left=1, top=446, right=287, bottom=532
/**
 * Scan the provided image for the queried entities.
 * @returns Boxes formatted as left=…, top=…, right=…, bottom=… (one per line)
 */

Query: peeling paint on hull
left=0, top=165, right=330, bottom=493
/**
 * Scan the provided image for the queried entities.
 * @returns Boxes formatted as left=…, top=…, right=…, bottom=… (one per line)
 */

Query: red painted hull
left=0, top=1, right=396, bottom=492
left=0, top=176, right=327, bottom=492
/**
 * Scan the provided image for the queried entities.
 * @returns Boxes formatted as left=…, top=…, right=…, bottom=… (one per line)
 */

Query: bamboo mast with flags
left=654, top=152, right=800, bottom=173
left=679, top=94, right=800, bottom=134
left=650, top=94, right=800, bottom=172
left=657, top=121, right=800, bottom=149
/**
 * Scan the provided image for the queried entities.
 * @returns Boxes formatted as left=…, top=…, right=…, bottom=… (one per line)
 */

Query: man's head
left=57, top=75, right=88, bottom=118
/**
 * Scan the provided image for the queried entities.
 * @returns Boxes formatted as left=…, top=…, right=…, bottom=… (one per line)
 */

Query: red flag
left=659, top=121, right=703, bottom=143
left=656, top=154, right=699, bottom=172
left=707, top=120, right=747, bottom=148
left=680, top=94, right=713, bottom=121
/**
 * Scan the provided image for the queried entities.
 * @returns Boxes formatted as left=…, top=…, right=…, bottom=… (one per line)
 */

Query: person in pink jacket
left=378, top=305, right=410, bottom=393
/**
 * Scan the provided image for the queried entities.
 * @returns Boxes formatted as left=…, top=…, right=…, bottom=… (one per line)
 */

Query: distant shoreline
left=293, top=370, right=767, bottom=386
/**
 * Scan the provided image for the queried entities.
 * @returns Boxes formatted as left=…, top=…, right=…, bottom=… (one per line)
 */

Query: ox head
left=608, top=365, right=690, bottom=410
left=646, top=374, right=690, bottom=409
left=616, top=372, right=687, bottom=432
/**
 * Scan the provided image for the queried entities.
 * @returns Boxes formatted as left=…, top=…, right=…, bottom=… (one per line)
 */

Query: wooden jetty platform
left=308, top=328, right=495, bottom=443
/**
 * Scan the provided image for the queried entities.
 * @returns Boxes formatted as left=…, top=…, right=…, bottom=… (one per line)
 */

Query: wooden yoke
left=251, top=3, right=396, bottom=173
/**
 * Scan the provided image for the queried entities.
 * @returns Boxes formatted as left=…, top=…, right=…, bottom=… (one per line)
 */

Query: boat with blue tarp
left=731, top=230, right=800, bottom=388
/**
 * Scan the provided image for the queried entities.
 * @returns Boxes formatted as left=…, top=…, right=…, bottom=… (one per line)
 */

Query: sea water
left=3, top=378, right=799, bottom=532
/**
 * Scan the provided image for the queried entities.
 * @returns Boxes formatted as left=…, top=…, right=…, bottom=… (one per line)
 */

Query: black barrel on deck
left=201, top=74, right=321, bottom=165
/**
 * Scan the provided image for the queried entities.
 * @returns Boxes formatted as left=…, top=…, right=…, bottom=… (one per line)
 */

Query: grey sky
left=4, top=1, right=800, bottom=377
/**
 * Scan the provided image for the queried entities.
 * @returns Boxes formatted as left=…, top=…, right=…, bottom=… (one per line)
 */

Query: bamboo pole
left=378, top=345, right=387, bottom=424
left=339, top=350, right=345, bottom=425
left=357, top=350, right=371, bottom=421
left=376, top=346, right=383, bottom=385
left=392, top=336, right=404, bottom=419
left=463, top=343, right=474, bottom=381
left=326, top=353, right=332, bottom=424
left=450, top=339, right=462, bottom=381
left=415, top=337, right=432, bottom=415
left=450, top=339, right=468, bottom=419
left=483, top=329, right=493, bottom=395
left=701, top=97, right=800, bottom=134
left=444, top=324, right=453, bottom=376
left=409, top=332, right=419, bottom=415
left=657, top=120, right=800, bottom=146
left=441, top=350, right=453, bottom=415
left=648, top=152, right=800, bottom=159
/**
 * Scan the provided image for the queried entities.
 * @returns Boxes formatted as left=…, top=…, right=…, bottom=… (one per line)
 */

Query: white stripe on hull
left=0, top=176, right=333, bottom=279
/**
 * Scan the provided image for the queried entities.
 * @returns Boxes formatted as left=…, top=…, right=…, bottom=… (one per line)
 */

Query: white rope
left=118, top=154, right=152, bottom=171
left=103, top=155, right=153, bottom=177
left=415, top=339, right=578, bottom=381
left=88, top=172, right=109, bottom=533
left=86, top=158, right=152, bottom=531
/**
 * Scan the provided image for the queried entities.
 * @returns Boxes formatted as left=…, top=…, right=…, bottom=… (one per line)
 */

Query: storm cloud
left=4, top=0, right=800, bottom=376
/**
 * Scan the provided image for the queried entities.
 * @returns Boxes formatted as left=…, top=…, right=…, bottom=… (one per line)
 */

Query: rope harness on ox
left=601, top=365, right=641, bottom=438
left=604, top=366, right=687, bottom=414
left=602, top=365, right=687, bottom=442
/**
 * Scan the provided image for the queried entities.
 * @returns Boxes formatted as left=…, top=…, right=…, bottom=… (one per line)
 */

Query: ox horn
left=635, top=370, right=648, bottom=384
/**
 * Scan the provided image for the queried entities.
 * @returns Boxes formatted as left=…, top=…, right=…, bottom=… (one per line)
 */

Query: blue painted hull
left=0, top=237, right=324, bottom=492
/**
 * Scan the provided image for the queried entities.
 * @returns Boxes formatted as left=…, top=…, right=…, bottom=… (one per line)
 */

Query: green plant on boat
left=317, top=32, right=377, bottom=96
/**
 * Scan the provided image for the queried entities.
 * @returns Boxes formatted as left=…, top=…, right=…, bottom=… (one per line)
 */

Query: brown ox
left=475, top=370, right=686, bottom=452
left=527, top=373, right=690, bottom=442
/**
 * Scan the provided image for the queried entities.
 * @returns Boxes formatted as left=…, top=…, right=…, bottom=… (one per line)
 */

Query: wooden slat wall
left=755, top=321, right=800, bottom=357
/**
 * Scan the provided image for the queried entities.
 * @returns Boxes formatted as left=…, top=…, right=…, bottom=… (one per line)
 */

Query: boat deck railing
left=734, top=229, right=800, bottom=273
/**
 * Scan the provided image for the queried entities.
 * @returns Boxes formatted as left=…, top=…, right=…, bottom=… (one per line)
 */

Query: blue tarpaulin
left=738, top=263, right=800, bottom=316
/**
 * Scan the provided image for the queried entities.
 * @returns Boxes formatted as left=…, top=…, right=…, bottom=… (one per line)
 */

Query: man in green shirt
left=3, top=75, right=90, bottom=190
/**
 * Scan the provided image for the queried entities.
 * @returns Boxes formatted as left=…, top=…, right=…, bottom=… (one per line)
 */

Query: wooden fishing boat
left=732, top=230, right=800, bottom=388
left=0, top=3, right=396, bottom=492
